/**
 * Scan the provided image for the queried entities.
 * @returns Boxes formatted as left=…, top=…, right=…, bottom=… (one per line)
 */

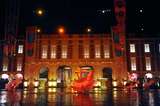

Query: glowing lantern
left=129, top=73, right=138, bottom=81
left=58, top=27, right=65, bottom=34
left=1, top=74, right=9, bottom=79
left=38, top=10, right=43, bottom=15
left=87, top=28, right=91, bottom=33
left=35, top=8, right=44, bottom=16
left=145, top=73, right=153, bottom=79
left=37, top=28, right=41, bottom=33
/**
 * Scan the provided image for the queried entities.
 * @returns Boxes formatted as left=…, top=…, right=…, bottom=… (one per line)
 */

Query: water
left=1, top=88, right=160, bottom=106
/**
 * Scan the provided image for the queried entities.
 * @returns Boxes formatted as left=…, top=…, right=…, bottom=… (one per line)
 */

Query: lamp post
left=35, top=8, right=45, bottom=16
left=87, top=28, right=91, bottom=33
left=58, top=27, right=65, bottom=34
left=36, top=28, right=41, bottom=33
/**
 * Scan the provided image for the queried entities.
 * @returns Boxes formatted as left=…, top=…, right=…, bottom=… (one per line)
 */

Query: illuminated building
left=1, top=0, right=159, bottom=89
left=0, top=0, right=127, bottom=89
left=126, top=36, right=160, bottom=79
left=24, top=27, right=127, bottom=88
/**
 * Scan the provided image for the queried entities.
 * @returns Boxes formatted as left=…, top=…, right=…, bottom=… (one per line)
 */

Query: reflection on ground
left=1, top=88, right=160, bottom=106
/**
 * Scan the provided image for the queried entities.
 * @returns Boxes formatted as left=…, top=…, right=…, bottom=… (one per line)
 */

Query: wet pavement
left=1, top=88, right=160, bottom=106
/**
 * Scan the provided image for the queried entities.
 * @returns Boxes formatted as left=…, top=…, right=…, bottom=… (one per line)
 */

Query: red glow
left=58, top=27, right=65, bottom=34
left=143, top=79, right=156, bottom=89
left=73, top=94, right=94, bottom=105
left=129, top=73, right=138, bottom=81
left=5, top=74, right=23, bottom=91
left=72, top=69, right=94, bottom=93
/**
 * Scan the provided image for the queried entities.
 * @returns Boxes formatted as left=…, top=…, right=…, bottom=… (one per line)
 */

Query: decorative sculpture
left=5, top=74, right=23, bottom=91
left=72, top=67, right=94, bottom=93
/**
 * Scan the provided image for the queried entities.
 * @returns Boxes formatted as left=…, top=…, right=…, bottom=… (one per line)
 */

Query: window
left=51, top=45, right=56, bottom=59
left=18, top=45, right=23, bottom=53
left=62, top=45, right=67, bottom=59
left=17, top=63, right=22, bottom=71
left=131, top=57, right=136, bottom=71
left=144, top=44, right=150, bottom=53
left=130, top=44, right=135, bottom=53
left=2, top=64, right=8, bottom=71
left=41, top=45, right=48, bottom=59
left=104, top=45, right=110, bottom=58
left=145, top=57, right=151, bottom=71
left=84, top=45, right=89, bottom=58
left=95, top=45, right=101, bottom=58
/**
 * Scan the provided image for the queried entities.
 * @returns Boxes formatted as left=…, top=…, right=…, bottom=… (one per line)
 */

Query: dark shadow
left=39, top=67, right=49, bottom=89
left=57, top=65, right=72, bottom=88
left=102, top=67, right=112, bottom=88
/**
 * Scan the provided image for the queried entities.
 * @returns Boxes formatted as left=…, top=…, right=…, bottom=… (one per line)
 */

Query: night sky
left=1, top=0, right=160, bottom=36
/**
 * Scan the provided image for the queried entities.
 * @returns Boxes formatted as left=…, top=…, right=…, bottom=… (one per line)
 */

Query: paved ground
left=0, top=88, right=160, bottom=106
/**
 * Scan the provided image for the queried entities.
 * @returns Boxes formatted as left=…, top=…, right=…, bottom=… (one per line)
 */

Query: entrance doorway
left=102, top=67, right=112, bottom=88
left=57, top=65, right=72, bottom=88
left=39, top=67, right=48, bottom=89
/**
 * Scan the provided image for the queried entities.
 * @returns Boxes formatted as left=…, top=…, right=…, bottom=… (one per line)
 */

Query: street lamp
left=38, top=10, right=43, bottom=15
left=86, top=27, right=92, bottom=33
left=87, top=28, right=91, bottom=33
left=35, top=8, right=44, bottom=16
left=36, top=28, right=41, bottom=33
left=58, top=27, right=65, bottom=34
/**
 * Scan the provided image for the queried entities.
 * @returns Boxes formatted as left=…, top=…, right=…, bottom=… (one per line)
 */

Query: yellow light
left=113, top=90, right=118, bottom=98
left=23, top=90, right=27, bottom=94
left=58, top=27, right=65, bottom=34
left=23, top=95, right=27, bottom=99
left=37, top=9, right=43, bottom=16
left=37, top=29, right=41, bottom=33
left=94, top=81, right=101, bottom=87
left=24, top=81, right=28, bottom=87
left=112, top=80, right=117, bottom=87
left=94, top=88, right=99, bottom=93
left=34, top=94, right=38, bottom=99
left=87, top=28, right=91, bottom=33
left=123, top=80, right=127, bottom=86
left=48, top=88, right=56, bottom=93
left=35, top=8, right=45, bottom=16
left=38, top=10, right=42, bottom=14
left=48, top=81, right=57, bottom=87
left=34, top=88, right=38, bottom=93
left=48, top=81, right=52, bottom=87
left=34, top=81, right=39, bottom=87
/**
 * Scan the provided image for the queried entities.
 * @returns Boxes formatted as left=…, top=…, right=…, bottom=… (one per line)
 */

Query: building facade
left=1, top=0, right=160, bottom=89
left=126, top=36, right=160, bottom=79
left=23, top=26, right=127, bottom=89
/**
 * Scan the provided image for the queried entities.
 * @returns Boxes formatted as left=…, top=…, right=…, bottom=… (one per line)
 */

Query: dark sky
left=20, top=0, right=114, bottom=34
left=1, top=0, right=160, bottom=36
